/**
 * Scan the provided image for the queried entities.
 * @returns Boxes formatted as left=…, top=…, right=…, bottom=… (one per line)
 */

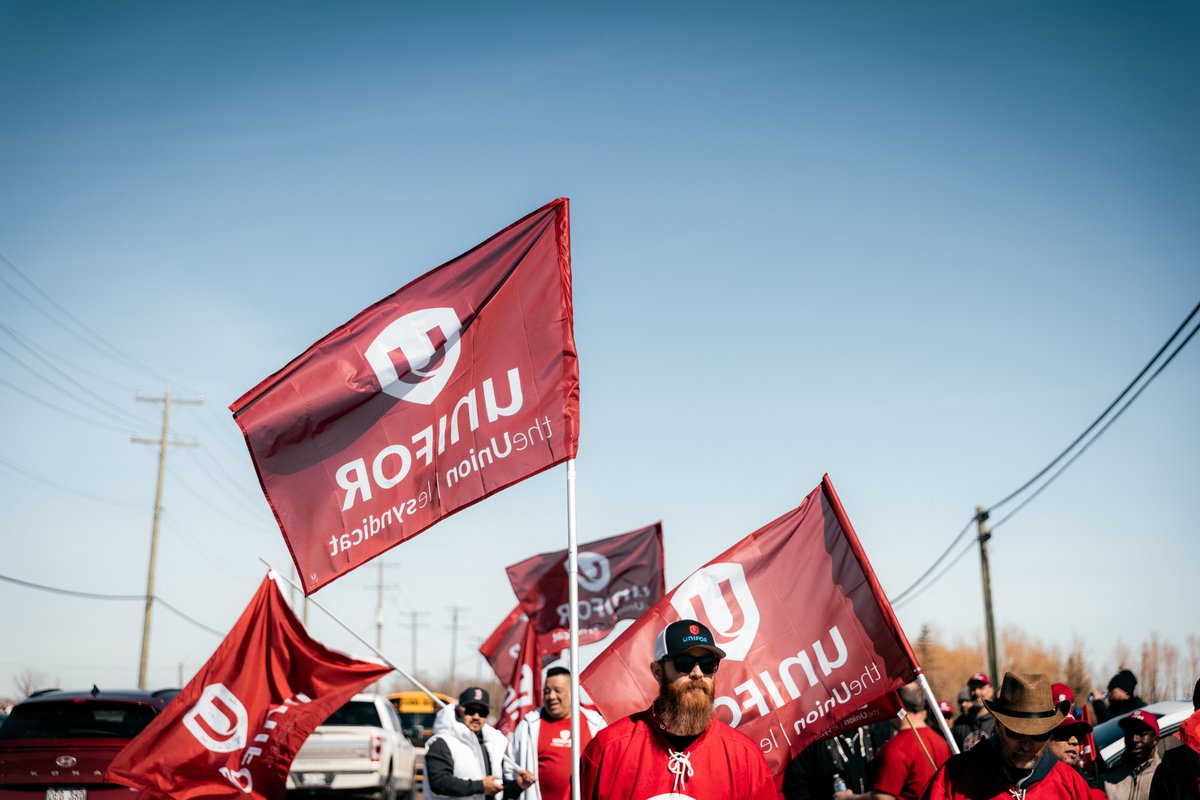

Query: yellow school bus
left=388, top=690, right=453, bottom=786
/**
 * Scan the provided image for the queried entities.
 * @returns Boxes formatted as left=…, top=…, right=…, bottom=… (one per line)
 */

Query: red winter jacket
left=923, top=738, right=1093, bottom=800
left=580, top=707, right=776, bottom=800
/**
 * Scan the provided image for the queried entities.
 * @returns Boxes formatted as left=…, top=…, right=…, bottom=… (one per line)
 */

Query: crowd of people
left=420, top=630, right=1200, bottom=800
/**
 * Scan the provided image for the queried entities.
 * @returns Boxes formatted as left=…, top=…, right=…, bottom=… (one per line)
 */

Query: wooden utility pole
left=448, top=606, right=465, bottom=687
left=132, top=383, right=201, bottom=689
left=367, top=562, right=402, bottom=695
left=399, top=611, right=430, bottom=677
left=976, top=505, right=999, bottom=683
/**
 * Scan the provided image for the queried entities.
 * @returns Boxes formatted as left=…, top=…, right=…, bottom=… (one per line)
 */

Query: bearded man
left=580, top=619, right=774, bottom=800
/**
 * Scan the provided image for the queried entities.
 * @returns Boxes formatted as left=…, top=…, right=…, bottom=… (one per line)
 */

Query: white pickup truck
left=287, top=693, right=417, bottom=800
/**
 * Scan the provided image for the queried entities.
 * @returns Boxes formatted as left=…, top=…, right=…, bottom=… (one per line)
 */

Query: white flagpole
left=916, top=669, right=959, bottom=755
left=566, top=458, right=582, bottom=800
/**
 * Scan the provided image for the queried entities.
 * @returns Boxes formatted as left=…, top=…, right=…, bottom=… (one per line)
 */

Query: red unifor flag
left=106, top=573, right=390, bottom=799
left=506, top=523, right=664, bottom=654
left=230, top=199, right=578, bottom=593
left=579, top=476, right=917, bottom=776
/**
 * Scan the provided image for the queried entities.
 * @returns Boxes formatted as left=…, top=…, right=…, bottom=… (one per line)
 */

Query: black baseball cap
left=458, top=687, right=490, bottom=709
left=654, top=619, right=726, bottom=660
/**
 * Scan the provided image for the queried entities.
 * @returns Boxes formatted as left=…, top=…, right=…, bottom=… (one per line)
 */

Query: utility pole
left=398, top=611, right=431, bottom=677
left=448, top=606, right=466, bottom=687
left=367, top=563, right=402, bottom=695
left=132, top=383, right=201, bottom=689
left=976, top=505, right=999, bottom=683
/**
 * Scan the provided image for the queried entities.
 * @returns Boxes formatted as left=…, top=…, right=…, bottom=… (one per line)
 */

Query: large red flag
left=231, top=199, right=578, bottom=593
left=479, top=607, right=551, bottom=734
left=506, top=523, right=664, bottom=653
left=107, top=573, right=390, bottom=799
left=580, top=476, right=917, bottom=775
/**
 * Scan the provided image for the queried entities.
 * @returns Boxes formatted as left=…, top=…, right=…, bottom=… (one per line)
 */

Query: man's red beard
left=658, top=675, right=716, bottom=736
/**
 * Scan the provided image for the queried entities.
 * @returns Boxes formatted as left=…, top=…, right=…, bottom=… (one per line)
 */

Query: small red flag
left=580, top=476, right=917, bottom=776
left=479, top=606, right=529, bottom=689
left=231, top=199, right=578, bottom=593
left=506, top=523, right=664, bottom=653
left=106, top=573, right=390, bottom=799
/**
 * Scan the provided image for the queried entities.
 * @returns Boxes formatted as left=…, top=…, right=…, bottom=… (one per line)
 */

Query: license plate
left=298, top=773, right=332, bottom=788
left=46, top=790, right=86, bottom=800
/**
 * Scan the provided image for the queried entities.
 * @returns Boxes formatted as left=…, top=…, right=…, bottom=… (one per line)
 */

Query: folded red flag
left=231, top=199, right=578, bottom=593
left=580, top=476, right=917, bottom=775
left=107, top=573, right=390, bottom=799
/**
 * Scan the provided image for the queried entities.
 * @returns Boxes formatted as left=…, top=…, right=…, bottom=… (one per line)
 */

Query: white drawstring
left=667, top=749, right=693, bottom=794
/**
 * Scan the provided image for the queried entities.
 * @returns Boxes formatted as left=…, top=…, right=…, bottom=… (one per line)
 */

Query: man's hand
left=516, top=770, right=537, bottom=790
left=483, top=775, right=503, bottom=796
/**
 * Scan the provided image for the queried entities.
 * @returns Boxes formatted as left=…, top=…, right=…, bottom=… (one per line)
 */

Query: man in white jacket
left=504, top=667, right=607, bottom=800
left=425, top=687, right=509, bottom=800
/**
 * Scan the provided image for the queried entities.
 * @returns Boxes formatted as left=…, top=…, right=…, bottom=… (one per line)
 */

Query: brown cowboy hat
left=984, top=672, right=1065, bottom=736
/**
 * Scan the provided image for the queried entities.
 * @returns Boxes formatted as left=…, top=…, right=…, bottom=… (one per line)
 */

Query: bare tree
left=1162, top=640, right=1181, bottom=700
left=1064, top=637, right=1091, bottom=702
left=1141, top=634, right=1163, bottom=702
left=12, top=669, right=53, bottom=699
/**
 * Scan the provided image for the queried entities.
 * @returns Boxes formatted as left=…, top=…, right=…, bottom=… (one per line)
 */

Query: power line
left=0, top=253, right=169, bottom=383
left=987, top=299, right=1199, bottom=514
left=0, top=571, right=222, bottom=637
left=0, top=454, right=142, bottom=509
left=893, top=299, right=1199, bottom=607
left=0, top=374, right=136, bottom=435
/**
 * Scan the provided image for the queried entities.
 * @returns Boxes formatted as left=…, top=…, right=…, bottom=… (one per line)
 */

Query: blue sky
left=1, top=1, right=1196, bottom=699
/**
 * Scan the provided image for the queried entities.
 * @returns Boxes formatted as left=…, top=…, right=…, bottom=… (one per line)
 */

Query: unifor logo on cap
left=670, top=562, right=759, bottom=661
left=364, top=307, right=463, bottom=406
left=688, top=624, right=700, bottom=635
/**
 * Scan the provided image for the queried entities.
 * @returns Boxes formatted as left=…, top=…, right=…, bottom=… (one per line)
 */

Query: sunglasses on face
left=1003, top=726, right=1052, bottom=743
left=462, top=706, right=489, bottom=718
left=668, top=655, right=720, bottom=675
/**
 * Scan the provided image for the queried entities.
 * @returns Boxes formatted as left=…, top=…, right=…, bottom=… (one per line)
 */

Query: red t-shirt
left=537, top=715, right=594, bottom=800
left=872, top=727, right=952, bottom=800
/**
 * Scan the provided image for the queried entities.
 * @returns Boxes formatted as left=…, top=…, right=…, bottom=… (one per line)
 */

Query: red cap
left=1119, top=709, right=1160, bottom=737
left=1051, top=682, right=1075, bottom=705
left=968, top=672, right=990, bottom=687
left=938, top=700, right=953, bottom=716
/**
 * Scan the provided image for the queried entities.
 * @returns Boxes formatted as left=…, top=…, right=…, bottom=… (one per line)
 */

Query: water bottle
left=832, top=773, right=847, bottom=794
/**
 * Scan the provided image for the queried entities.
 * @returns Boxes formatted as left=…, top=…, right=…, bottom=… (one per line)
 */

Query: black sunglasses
left=668, top=655, right=720, bottom=675
left=1002, top=726, right=1052, bottom=743
left=462, top=705, right=489, bottom=717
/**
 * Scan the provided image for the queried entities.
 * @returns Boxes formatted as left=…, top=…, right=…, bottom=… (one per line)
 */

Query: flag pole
left=916, top=669, right=959, bottom=755
left=566, top=458, right=582, bottom=800
left=262, top=560, right=447, bottom=708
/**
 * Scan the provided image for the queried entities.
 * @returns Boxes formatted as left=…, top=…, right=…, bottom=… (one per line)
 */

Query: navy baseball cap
left=654, top=619, right=726, bottom=661
left=458, top=687, right=490, bottom=709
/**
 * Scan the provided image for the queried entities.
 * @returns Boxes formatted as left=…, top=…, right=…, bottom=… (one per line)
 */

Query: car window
left=0, top=701, right=157, bottom=740
left=323, top=700, right=382, bottom=727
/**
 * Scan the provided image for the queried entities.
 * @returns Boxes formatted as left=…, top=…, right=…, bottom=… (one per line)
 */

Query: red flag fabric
left=106, top=573, right=390, bottom=799
left=506, top=523, right=664, bottom=653
left=230, top=199, right=578, bottom=593
left=498, top=616, right=544, bottom=735
left=479, top=606, right=529, bottom=687
left=579, top=476, right=917, bottom=776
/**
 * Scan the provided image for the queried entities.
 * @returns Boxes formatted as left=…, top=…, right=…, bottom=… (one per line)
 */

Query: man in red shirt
left=923, top=672, right=1094, bottom=800
left=864, top=682, right=952, bottom=800
left=504, top=667, right=607, bottom=800
left=580, top=619, right=775, bottom=800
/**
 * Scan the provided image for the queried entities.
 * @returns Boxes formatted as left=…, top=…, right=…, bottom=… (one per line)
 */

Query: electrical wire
left=891, top=539, right=977, bottom=610
left=0, top=454, right=142, bottom=509
left=0, top=374, right=136, bottom=435
left=987, top=299, right=1199, bottom=514
left=0, top=253, right=170, bottom=383
left=894, top=300, right=1199, bottom=608
left=0, top=571, right=221, bottom=636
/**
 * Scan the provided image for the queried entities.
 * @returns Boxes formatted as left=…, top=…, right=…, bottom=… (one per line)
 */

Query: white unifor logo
left=364, top=307, right=462, bottom=406
left=670, top=562, right=760, bottom=662
left=572, top=552, right=612, bottom=593
left=183, top=683, right=249, bottom=753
